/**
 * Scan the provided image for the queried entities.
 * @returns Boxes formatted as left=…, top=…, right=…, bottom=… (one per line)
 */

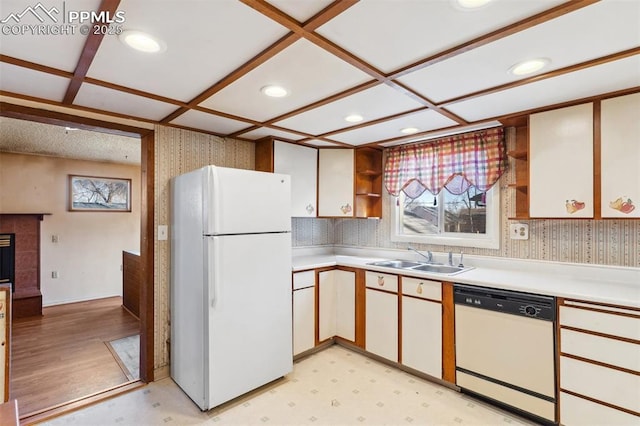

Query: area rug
left=105, top=334, right=140, bottom=381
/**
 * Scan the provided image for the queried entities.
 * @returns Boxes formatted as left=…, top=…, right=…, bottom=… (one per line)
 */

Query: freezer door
left=204, top=166, right=291, bottom=235
left=205, top=233, right=293, bottom=409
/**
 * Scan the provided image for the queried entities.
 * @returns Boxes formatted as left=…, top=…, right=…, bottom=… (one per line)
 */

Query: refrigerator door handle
left=207, top=237, right=219, bottom=308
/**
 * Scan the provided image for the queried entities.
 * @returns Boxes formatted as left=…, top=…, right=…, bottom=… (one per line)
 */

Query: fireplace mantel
left=0, top=213, right=51, bottom=220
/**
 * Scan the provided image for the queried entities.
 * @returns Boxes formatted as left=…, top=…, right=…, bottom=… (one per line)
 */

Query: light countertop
left=292, top=248, right=640, bottom=308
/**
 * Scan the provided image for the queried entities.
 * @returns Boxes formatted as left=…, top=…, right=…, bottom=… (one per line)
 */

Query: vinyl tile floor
left=39, top=345, right=540, bottom=426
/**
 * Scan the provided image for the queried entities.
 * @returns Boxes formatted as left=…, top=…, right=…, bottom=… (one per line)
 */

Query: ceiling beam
left=0, top=55, right=73, bottom=79
left=388, top=0, right=601, bottom=79
left=438, top=47, right=640, bottom=107
left=0, top=101, right=148, bottom=138
left=62, top=0, right=122, bottom=105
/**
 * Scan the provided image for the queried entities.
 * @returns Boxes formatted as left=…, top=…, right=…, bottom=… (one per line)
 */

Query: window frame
left=390, top=184, right=501, bottom=249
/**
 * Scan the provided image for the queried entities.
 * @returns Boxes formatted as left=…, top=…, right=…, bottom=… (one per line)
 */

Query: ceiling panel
left=74, top=83, right=178, bottom=121
left=303, top=139, right=341, bottom=147
left=447, top=56, right=640, bottom=122
left=380, top=121, right=503, bottom=147
left=398, top=1, right=640, bottom=103
left=87, top=0, right=289, bottom=102
left=316, top=0, right=565, bottom=73
left=330, top=110, right=458, bottom=146
left=170, top=110, right=252, bottom=135
left=0, top=62, right=69, bottom=101
left=0, top=0, right=101, bottom=72
left=273, top=84, right=425, bottom=135
left=0, top=117, right=140, bottom=164
left=198, top=38, right=371, bottom=122
left=266, top=0, right=335, bottom=22
left=238, top=127, right=305, bottom=141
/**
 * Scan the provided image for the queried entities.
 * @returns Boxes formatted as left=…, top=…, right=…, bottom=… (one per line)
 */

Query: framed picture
left=69, top=175, right=131, bottom=212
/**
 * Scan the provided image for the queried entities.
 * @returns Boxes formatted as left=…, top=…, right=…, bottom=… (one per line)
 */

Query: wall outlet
left=52, top=271, right=58, bottom=279
left=158, top=225, right=168, bottom=241
left=509, top=223, right=529, bottom=240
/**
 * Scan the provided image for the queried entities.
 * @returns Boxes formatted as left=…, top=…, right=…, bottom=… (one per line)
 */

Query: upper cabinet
left=529, top=103, right=594, bottom=218
left=318, top=149, right=355, bottom=217
left=256, top=138, right=318, bottom=218
left=600, top=93, right=640, bottom=218
left=318, top=147, right=383, bottom=218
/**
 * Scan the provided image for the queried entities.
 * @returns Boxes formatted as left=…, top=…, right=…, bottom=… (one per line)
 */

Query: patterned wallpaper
left=293, top=128, right=640, bottom=268
left=153, top=125, right=254, bottom=372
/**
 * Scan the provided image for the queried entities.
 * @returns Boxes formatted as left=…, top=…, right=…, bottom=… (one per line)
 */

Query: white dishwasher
left=454, top=284, right=557, bottom=425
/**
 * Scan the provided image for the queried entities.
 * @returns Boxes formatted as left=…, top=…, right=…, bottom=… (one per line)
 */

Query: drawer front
left=561, top=328, right=640, bottom=372
left=560, top=391, right=639, bottom=426
left=365, top=271, right=398, bottom=293
left=293, top=270, right=315, bottom=290
left=401, top=277, right=441, bottom=301
left=559, top=306, right=640, bottom=341
left=561, top=356, right=640, bottom=413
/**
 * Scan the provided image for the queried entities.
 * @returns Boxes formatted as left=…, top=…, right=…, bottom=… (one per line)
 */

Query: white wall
left=0, top=152, right=140, bottom=306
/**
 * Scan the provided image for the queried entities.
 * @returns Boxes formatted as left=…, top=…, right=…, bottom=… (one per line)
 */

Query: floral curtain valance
left=384, top=127, right=507, bottom=199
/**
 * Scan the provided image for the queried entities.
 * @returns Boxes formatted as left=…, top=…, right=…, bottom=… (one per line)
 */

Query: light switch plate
left=158, top=225, right=168, bottom=241
left=509, top=223, right=529, bottom=240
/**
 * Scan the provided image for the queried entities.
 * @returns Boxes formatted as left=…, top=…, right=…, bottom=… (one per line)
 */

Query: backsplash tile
left=293, top=128, right=639, bottom=267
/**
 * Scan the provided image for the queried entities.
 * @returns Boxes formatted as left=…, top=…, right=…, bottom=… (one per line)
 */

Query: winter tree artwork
left=69, top=175, right=131, bottom=212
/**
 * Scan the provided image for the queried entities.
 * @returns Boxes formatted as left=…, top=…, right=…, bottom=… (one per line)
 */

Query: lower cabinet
left=292, top=271, right=315, bottom=356
left=318, top=269, right=356, bottom=342
left=401, top=277, right=442, bottom=379
left=558, top=299, right=640, bottom=425
left=365, top=271, right=398, bottom=362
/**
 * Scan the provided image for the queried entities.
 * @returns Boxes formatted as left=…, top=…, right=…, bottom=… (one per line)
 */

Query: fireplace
left=0, top=214, right=46, bottom=317
left=0, top=233, right=15, bottom=292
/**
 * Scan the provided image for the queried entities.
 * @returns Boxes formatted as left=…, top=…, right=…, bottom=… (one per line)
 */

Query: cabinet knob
left=306, top=204, right=315, bottom=214
left=340, top=203, right=352, bottom=214
left=416, top=283, right=423, bottom=294
left=377, top=276, right=384, bottom=286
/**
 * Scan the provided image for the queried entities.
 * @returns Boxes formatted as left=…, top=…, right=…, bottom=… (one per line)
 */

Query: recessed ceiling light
left=401, top=127, right=419, bottom=135
left=261, top=85, right=288, bottom=98
left=345, top=114, right=363, bottom=123
left=454, top=0, right=493, bottom=10
left=119, top=30, right=165, bottom=53
left=509, top=58, right=550, bottom=76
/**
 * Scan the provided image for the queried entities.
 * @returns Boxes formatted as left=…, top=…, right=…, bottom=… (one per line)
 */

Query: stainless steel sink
left=411, top=264, right=469, bottom=274
left=366, top=259, right=473, bottom=275
left=367, top=260, right=424, bottom=269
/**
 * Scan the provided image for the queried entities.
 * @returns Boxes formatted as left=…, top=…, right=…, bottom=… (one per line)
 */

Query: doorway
left=0, top=103, right=155, bottom=420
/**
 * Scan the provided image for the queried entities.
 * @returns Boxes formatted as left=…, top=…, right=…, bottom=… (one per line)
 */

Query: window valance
left=384, top=127, right=506, bottom=199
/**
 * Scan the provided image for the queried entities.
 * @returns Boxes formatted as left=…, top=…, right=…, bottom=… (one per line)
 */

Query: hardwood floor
left=9, top=297, right=140, bottom=416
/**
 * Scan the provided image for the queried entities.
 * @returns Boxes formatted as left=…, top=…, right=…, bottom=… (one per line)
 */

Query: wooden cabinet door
left=293, top=287, right=315, bottom=356
left=401, top=296, right=442, bottom=378
left=600, top=93, right=640, bottom=218
left=365, top=289, right=398, bottom=362
left=318, top=271, right=336, bottom=342
left=529, top=103, right=594, bottom=218
left=334, top=270, right=355, bottom=342
left=274, top=141, right=318, bottom=217
left=318, top=149, right=354, bottom=217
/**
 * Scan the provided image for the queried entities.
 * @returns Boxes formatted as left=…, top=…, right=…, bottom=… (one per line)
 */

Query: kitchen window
left=385, top=127, right=505, bottom=249
left=391, top=182, right=500, bottom=249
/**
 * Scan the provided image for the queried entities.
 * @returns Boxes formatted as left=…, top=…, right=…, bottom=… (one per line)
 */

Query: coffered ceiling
left=0, top=0, right=638, bottom=148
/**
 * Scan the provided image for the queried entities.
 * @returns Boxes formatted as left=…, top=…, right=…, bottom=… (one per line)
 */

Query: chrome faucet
left=448, top=251, right=453, bottom=266
left=458, top=250, right=464, bottom=268
left=408, top=246, right=432, bottom=263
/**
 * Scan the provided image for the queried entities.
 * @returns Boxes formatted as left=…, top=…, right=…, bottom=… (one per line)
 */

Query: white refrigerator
left=170, top=165, right=293, bottom=411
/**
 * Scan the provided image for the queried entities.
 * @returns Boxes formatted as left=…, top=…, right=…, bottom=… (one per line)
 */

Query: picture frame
left=69, top=175, right=131, bottom=212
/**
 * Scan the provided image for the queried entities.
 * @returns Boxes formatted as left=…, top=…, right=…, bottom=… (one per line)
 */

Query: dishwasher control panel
left=454, top=285, right=555, bottom=321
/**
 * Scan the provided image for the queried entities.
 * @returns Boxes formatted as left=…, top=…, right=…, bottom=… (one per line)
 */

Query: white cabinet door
left=318, top=271, right=336, bottom=342
left=365, top=289, right=398, bottom=362
left=601, top=93, right=640, bottom=218
left=318, top=149, right=354, bottom=217
left=293, top=287, right=315, bottom=356
left=529, top=103, right=594, bottom=218
left=274, top=141, right=318, bottom=217
left=401, top=296, right=442, bottom=378
left=318, top=269, right=356, bottom=342
left=335, top=270, right=356, bottom=342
